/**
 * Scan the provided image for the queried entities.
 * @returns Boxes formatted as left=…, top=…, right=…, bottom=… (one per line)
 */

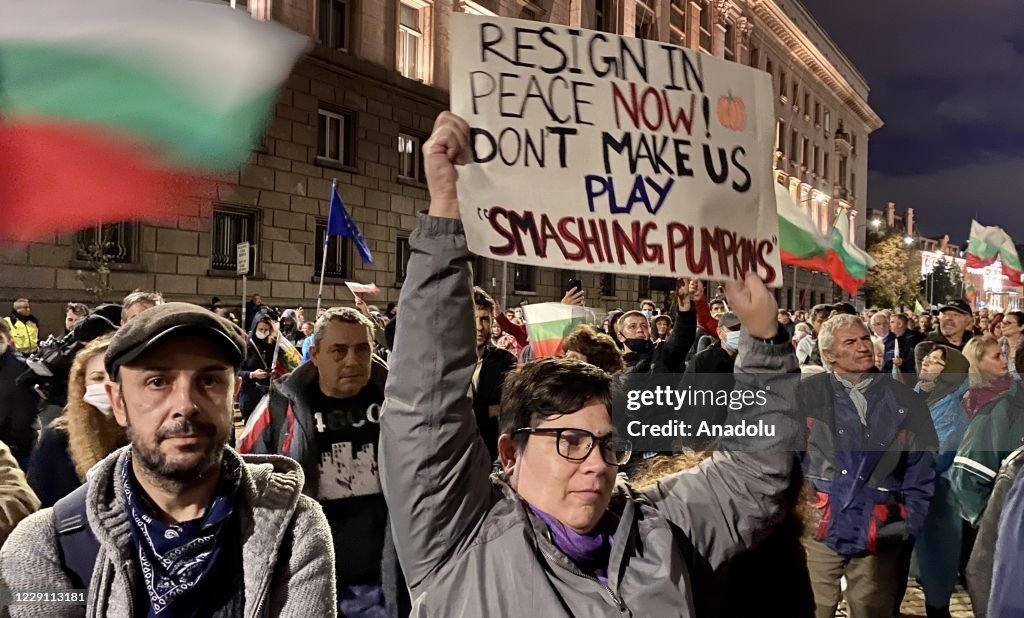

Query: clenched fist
left=424, top=111, right=471, bottom=220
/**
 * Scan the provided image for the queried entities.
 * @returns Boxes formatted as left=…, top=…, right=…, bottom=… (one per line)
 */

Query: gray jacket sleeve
left=641, top=328, right=801, bottom=571
left=0, top=510, right=81, bottom=618
left=379, top=215, right=494, bottom=590
left=269, top=495, right=337, bottom=618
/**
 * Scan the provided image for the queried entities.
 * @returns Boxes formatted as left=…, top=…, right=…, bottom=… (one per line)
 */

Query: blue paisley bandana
left=122, top=456, right=240, bottom=617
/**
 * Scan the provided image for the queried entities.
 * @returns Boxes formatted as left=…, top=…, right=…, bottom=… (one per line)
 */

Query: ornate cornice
left=751, top=2, right=882, bottom=131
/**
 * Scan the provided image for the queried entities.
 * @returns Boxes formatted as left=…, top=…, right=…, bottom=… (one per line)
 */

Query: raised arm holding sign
left=379, top=108, right=803, bottom=617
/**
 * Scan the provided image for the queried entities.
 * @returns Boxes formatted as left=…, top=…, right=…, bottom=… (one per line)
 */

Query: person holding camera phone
left=239, top=315, right=277, bottom=421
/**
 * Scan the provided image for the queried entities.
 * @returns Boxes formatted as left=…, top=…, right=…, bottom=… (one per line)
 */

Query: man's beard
left=128, top=417, right=225, bottom=485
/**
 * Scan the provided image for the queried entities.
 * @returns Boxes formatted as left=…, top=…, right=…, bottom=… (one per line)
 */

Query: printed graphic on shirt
left=312, top=393, right=383, bottom=502
left=318, top=440, right=381, bottom=500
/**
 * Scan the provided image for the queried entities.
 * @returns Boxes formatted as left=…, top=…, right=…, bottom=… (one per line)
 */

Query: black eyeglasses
left=511, top=427, right=632, bottom=466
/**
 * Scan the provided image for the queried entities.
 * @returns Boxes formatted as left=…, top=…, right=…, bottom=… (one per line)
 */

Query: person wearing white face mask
left=27, top=335, right=126, bottom=507
left=238, top=316, right=277, bottom=421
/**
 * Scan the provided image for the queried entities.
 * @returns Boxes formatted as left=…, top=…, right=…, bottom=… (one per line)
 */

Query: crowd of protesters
left=1, top=111, right=1024, bottom=617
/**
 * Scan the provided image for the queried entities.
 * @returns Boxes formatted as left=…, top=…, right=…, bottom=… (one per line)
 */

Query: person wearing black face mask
left=616, top=279, right=696, bottom=374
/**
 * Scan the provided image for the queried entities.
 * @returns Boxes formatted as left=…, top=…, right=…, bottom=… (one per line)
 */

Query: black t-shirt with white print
left=305, top=380, right=387, bottom=588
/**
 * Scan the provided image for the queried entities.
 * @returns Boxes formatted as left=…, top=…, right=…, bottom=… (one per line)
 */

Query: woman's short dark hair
left=499, top=358, right=613, bottom=449
left=563, top=324, right=625, bottom=374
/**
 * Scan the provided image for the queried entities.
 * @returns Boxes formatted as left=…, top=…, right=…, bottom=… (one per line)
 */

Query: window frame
left=513, top=264, right=536, bottom=293
left=210, top=204, right=261, bottom=276
left=314, top=218, right=351, bottom=280
left=395, top=235, right=412, bottom=285
left=316, top=106, right=357, bottom=170
left=600, top=273, right=616, bottom=298
left=398, top=0, right=428, bottom=82
left=698, top=3, right=712, bottom=53
left=634, top=0, right=657, bottom=41
left=317, top=0, right=349, bottom=52
left=73, top=221, right=142, bottom=269
left=669, top=0, right=686, bottom=47
left=397, top=132, right=426, bottom=183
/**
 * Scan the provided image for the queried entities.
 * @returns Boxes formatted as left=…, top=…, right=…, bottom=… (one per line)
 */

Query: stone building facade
left=0, top=0, right=879, bottom=334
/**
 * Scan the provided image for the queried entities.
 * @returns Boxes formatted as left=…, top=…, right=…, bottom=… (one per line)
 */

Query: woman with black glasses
left=379, top=112, right=804, bottom=617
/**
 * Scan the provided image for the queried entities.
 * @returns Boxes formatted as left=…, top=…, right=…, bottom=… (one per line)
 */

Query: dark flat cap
left=939, top=299, right=973, bottom=316
left=105, top=302, right=246, bottom=378
left=831, top=302, right=857, bottom=316
left=717, top=311, right=741, bottom=329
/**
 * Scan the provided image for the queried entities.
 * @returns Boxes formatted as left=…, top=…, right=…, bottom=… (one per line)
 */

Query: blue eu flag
left=328, top=185, right=374, bottom=264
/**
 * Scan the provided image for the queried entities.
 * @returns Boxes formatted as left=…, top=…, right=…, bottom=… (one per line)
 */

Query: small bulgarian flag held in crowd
left=271, top=334, right=302, bottom=377
left=891, top=338, right=904, bottom=384
left=0, top=0, right=308, bottom=243
left=522, top=303, right=594, bottom=359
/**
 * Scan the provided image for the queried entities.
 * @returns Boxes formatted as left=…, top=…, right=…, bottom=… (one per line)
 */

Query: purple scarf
left=529, top=504, right=613, bottom=586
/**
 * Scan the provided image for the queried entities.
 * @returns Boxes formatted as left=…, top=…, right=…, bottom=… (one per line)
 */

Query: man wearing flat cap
left=0, top=303, right=337, bottom=618
left=914, top=299, right=975, bottom=372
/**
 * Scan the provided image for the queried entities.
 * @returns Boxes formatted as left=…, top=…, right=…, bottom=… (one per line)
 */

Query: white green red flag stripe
left=776, top=184, right=875, bottom=295
left=0, top=0, right=308, bottom=242
left=522, top=303, right=594, bottom=359
left=966, top=220, right=1023, bottom=284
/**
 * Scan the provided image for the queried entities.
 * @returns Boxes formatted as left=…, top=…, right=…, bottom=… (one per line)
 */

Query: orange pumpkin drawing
left=718, top=93, right=747, bottom=131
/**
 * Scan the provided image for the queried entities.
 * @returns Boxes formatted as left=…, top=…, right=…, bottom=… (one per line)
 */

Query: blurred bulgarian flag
left=0, top=0, right=308, bottom=242
left=522, top=303, right=594, bottom=359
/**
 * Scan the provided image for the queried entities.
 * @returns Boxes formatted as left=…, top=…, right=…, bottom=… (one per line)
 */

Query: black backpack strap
left=53, top=483, right=100, bottom=590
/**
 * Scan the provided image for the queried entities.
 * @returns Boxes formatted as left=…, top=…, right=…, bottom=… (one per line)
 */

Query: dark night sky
left=801, top=0, right=1024, bottom=245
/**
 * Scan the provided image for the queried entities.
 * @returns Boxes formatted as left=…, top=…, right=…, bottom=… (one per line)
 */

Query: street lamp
left=870, top=219, right=881, bottom=229
left=904, top=235, right=914, bottom=246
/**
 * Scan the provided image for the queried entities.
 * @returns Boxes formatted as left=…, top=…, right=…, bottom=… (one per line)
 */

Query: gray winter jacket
left=380, top=215, right=802, bottom=617
left=0, top=446, right=336, bottom=618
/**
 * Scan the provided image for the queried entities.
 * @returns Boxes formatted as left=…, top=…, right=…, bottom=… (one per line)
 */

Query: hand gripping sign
left=450, top=13, right=781, bottom=286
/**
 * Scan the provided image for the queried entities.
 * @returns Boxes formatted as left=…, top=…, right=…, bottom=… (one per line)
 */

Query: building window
left=838, top=156, right=848, bottom=189
left=460, top=0, right=495, bottom=15
left=791, top=81, right=799, bottom=107
left=698, top=3, right=712, bottom=52
left=317, top=0, right=348, bottom=51
left=851, top=133, right=858, bottom=153
left=801, top=137, right=810, bottom=168
left=317, top=107, right=355, bottom=167
left=776, top=120, right=786, bottom=156
left=398, top=1, right=426, bottom=81
left=211, top=205, right=259, bottom=274
left=669, top=0, right=686, bottom=47
left=638, top=276, right=650, bottom=300
left=723, top=22, right=736, bottom=61
left=779, top=71, right=787, bottom=98
left=595, top=0, right=612, bottom=33
left=789, top=130, right=798, bottom=163
left=514, top=264, right=535, bottom=292
left=634, top=1, right=656, bottom=40
left=765, top=57, right=773, bottom=78
left=812, top=145, right=820, bottom=174
left=814, top=101, right=821, bottom=126
left=75, top=222, right=140, bottom=265
left=397, top=132, right=424, bottom=182
left=824, top=110, right=831, bottom=133
left=600, top=273, right=616, bottom=297
left=823, top=153, right=830, bottom=180
left=315, top=219, right=350, bottom=278
left=749, top=45, right=760, bottom=69
left=803, top=92, right=810, bottom=114
left=395, top=236, right=411, bottom=284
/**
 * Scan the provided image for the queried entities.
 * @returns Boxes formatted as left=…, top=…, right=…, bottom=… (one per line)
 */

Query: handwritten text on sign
left=451, top=14, right=780, bottom=284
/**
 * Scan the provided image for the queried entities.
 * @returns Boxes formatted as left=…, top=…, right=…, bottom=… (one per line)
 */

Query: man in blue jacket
left=799, top=313, right=937, bottom=618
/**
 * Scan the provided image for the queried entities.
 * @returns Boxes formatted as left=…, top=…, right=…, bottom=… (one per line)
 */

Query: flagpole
left=316, top=178, right=336, bottom=316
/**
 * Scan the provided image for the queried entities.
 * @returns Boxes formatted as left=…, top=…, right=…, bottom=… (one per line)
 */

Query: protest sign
left=450, top=13, right=780, bottom=285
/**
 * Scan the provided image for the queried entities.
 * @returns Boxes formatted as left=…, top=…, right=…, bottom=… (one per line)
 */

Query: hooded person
left=238, top=315, right=277, bottom=421
left=27, top=336, right=127, bottom=507
left=280, top=309, right=300, bottom=344
left=913, top=344, right=971, bottom=617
